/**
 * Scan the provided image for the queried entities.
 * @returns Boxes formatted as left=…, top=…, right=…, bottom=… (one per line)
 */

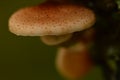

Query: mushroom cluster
left=9, top=0, right=96, bottom=79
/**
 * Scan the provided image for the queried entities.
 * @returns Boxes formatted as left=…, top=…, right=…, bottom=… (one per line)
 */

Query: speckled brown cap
left=9, top=2, right=96, bottom=36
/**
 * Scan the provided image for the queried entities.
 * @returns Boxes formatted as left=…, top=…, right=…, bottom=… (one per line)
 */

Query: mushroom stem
left=40, top=34, right=72, bottom=45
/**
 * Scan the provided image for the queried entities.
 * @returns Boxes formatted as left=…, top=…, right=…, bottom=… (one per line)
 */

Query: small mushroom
left=9, top=2, right=96, bottom=45
left=40, top=34, right=72, bottom=45
left=55, top=43, right=93, bottom=79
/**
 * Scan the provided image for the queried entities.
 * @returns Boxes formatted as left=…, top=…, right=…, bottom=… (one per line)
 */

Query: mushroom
left=55, top=43, right=93, bottom=79
left=9, top=2, right=96, bottom=45
left=40, top=34, right=72, bottom=45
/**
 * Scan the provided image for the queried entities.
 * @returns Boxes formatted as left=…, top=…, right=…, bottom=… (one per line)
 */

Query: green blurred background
left=0, top=0, right=104, bottom=80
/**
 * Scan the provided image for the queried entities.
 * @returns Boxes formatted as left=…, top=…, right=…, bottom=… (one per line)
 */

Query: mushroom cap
left=9, top=2, right=96, bottom=36
left=40, top=34, right=72, bottom=45
left=55, top=43, right=93, bottom=79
